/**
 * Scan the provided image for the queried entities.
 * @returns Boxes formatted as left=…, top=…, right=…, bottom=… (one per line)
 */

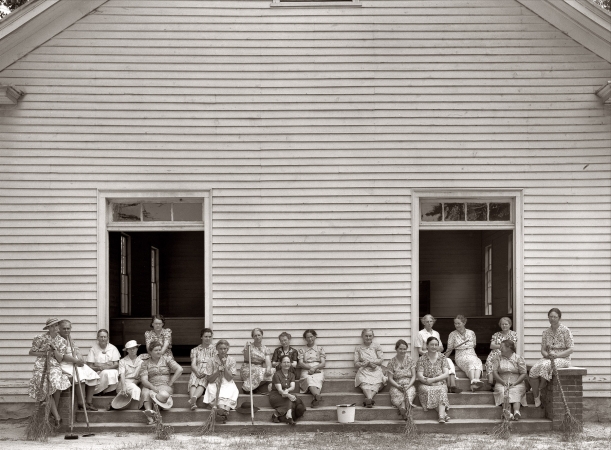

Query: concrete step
left=68, top=418, right=552, bottom=434
left=76, top=404, right=545, bottom=424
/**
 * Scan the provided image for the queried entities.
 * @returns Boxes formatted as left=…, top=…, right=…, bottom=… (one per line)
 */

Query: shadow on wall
left=584, top=398, right=611, bottom=422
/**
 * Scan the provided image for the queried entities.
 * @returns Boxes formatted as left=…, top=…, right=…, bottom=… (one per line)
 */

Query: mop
left=25, top=351, right=54, bottom=441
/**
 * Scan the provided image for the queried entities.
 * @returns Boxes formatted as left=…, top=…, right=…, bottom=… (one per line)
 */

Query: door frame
left=410, top=189, right=524, bottom=357
left=97, top=190, right=212, bottom=330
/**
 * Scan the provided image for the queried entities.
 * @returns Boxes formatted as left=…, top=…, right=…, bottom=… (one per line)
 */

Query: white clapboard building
left=0, top=0, right=609, bottom=419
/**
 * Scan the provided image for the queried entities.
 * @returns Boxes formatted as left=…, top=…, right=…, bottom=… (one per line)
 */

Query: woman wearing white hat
left=110, top=340, right=143, bottom=410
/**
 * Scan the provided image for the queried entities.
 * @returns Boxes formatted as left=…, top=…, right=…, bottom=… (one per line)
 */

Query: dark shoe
left=287, top=417, right=296, bottom=425
left=85, top=403, right=98, bottom=411
left=272, top=414, right=280, bottom=423
left=105, top=404, right=113, bottom=411
left=364, top=399, right=373, bottom=408
left=449, top=386, right=463, bottom=394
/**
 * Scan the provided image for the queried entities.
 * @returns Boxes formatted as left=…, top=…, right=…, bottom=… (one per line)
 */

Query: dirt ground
left=0, top=421, right=609, bottom=450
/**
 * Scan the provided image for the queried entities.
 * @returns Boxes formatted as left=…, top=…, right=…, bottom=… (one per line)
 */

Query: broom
left=26, top=351, right=54, bottom=441
left=550, top=357, right=582, bottom=441
left=402, top=392, right=418, bottom=438
left=151, top=403, right=174, bottom=441
left=491, top=380, right=512, bottom=439
left=198, top=366, right=223, bottom=435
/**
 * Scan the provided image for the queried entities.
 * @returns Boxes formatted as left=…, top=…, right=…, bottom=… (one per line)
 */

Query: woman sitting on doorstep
left=485, top=317, right=518, bottom=390
left=140, top=340, right=183, bottom=425
left=269, top=355, right=306, bottom=425
left=202, top=339, right=240, bottom=423
left=417, top=336, right=451, bottom=424
left=528, top=308, right=574, bottom=407
left=241, top=328, right=274, bottom=394
left=415, top=314, right=462, bottom=393
left=86, top=329, right=121, bottom=395
left=387, top=339, right=416, bottom=420
left=354, top=328, right=386, bottom=408
left=188, top=327, right=217, bottom=410
left=144, top=315, right=173, bottom=360
left=492, top=340, right=528, bottom=421
left=298, top=329, right=326, bottom=407
left=271, top=332, right=299, bottom=375
left=445, top=315, right=484, bottom=391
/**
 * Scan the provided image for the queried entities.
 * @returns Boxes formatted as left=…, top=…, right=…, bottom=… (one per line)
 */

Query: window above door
left=420, top=198, right=514, bottom=228
left=107, top=197, right=206, bottom=231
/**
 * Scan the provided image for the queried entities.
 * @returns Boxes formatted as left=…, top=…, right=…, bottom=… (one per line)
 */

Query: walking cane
left=64, top=366, right=78, bottom=440
left=248, top=342, right=254, bottom=425
left=69, top=337, right=95, bottom=437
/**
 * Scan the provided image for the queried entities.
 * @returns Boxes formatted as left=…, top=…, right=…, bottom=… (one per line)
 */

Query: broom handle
left=550, top=357, right=571, bottom=412
left=69, top=336, right=92, bottom=431
left=70, top=366, right=76, bottom=433
left=248, top=343, right=254, bottom=425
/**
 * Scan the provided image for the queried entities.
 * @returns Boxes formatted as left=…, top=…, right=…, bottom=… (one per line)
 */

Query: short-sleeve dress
left=493, top=352, right=527, bottom=406
left=188, top=344, right=217, bottom=390
left=529, top=324, right=574, bottom=381
left=118, top=355, right=143, bottom=403
left=240, top=343, right=274, bottom=392
left=144, top=329, right=173, bottom=359
left=354, top=343, right=387, bottom=393
left=202, top=355, right=239, bottom=410
left=485, top=330, right=518, bottom=374
left=86, top=343, right=121, bottom=394
left=387, top=355, right=416, bottom=407
left=447, top=329, right=483, bottom=373
left=271, top=346, right=299, bottom=374
left=416, top=354, right=450, bottom=411
left=140, top=355, right=182, bottom=403
left=298, top=345, right=325, bottom=393
left=28, top=333, right=71, bottom=401
left=269, top=370, right=306, bottom=421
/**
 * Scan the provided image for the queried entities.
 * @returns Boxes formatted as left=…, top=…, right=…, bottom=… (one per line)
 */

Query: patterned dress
left=492, top=353, right=527, bottom=406
left=485, top=330, right=518, bottom=374
left=28, top=333, right=71, bottom=401
left=203, top=355, right=239, bottom=410
left=416, top=354, right=450, bottom=411
left=240, top=343, right=274, bottom=392
left=188, top=344, right=217, bottom=390
left=298, top=345, right=325, bottom=393
left=140, top=355, right=182, bottom=403
left=416, top=328, right=457, bottom=375
left=271, top=346, right=299, bottom=374
left=447, top=329, right=483, bottom=373
left=387, top=355, right=416, bottom=407
left=529, top=324, right=574, bottom=381
left=354, top=343, right=387, bottom=393
left=144, top=329, right=173, bottom=359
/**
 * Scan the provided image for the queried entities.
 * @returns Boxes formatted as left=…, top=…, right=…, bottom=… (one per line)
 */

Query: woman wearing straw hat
left=109, top=340, right=143, bottom=411
left=202, top=339, right=240, bottom=423
left=188, top=328, right=217, bottom=410
left=140, top=340, right=183, bottom=425
left=27, top=318, right=71, bottom=427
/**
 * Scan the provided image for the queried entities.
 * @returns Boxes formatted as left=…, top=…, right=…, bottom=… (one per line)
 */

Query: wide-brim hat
left=123, top=340, right=139, bottom=351
left=43, top=318, right=60, bottom=330
left=111, top=392, right=132, bottom=410
left=236, top=401, right=259, bottom=414
left=151, top=391, right=173, bottom=410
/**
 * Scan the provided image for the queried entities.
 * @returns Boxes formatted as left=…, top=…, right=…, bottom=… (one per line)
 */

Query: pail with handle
left=336, top=404, right=356, bottom=423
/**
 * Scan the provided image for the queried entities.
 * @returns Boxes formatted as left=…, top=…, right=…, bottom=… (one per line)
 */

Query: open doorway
left=419, top=229, right=513, bottom=358
left=108, top=231, right=205, bottom=359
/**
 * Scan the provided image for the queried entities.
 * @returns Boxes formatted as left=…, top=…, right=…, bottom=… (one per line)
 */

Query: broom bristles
left=550, top=357, right=583, bottom=442
left=402, top=399, right=419, bottom=438
left=198, top=408, right=216, bottom=435
left=26, top=351, right=54, bottom=441
left=491, top=381, right=512, bottom=440
left=150, top=404, right=174, bottom=440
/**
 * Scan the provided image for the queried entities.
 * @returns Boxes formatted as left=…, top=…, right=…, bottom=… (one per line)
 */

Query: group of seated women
left=29, top=308, right=574, bottom=426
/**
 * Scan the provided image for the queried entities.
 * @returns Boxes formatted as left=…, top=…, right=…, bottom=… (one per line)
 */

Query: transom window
left=111, top=200, right=203, bottom=223
left=420, top=200, right=513, bottom=224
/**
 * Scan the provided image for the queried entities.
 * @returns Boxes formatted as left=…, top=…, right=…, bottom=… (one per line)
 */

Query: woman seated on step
left=271, top=332, right=299, bottom=375
left=485, top=317, right=518, bottom=390
left=144, top=315, right=174, bottom=360
left=270, top=355, right=306, bottom=425
left=202, top=339, right=239, bottom=423
left=298, top=329, right=326, bottom=407
left=140, top=340, right=183, bottom=425
left=387, top=339, right=416, bottom=420
left=188, top=327, right=217, bottom=410
left=445, top=315, right=484, bottom=391
left=112, top=340, right=144, bottom=410
left=241, top=328, right=274, bottom=394
left=528, top=308, right=574, bottom=408
left=492, top=340, right=527, bottom=421
left=86, top=329, right=121, bottom=396
left=417, top=336, right=451, bottom=424
left=415, top=314, right=462, bottom=393
left=354, top=328, right=386, bottom=408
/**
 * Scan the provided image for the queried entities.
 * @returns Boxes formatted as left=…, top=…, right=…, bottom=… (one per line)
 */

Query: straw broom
left=26, top=351, right=54, bottom=441
left=402, top=395, right=418, bottom=438
left=151, top=403, right=174, bottom=441
left=492, top=380, right=512, bottom=439
left=198, top=368, right=223, bottom=435
left=550, top=357, right=582, bottom=441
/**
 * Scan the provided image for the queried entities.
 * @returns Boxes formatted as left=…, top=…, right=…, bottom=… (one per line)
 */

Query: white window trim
left=270, top=0, right=362, bottom=7
left=97, top=190, right=213, bottom=330
left=411, top=189, right=524, bottom=359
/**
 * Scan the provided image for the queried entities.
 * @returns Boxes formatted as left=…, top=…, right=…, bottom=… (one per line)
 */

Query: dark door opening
left=419, top=229, right=514, bottom=358
left=108, top=231, right=205, bottom=359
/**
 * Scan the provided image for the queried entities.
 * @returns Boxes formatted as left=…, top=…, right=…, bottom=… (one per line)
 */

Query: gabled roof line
left=0, top=0, right=59, bottom=40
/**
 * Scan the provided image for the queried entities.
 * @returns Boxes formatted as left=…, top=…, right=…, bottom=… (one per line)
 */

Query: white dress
left=60, top=338, right=100, bottom=387
left=87, top=343, right=121, bottom=394
left=119, top=355, right=143, bottom=405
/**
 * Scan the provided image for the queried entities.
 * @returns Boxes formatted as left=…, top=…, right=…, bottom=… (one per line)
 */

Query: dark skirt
left=269, top=391, right=306, bottom=419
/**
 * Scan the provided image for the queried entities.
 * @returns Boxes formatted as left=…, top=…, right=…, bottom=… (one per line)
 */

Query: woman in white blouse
left=86, top=329, right=121, bottom=395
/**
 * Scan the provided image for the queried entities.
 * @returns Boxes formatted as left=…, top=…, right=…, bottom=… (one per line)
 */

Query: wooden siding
left=0, top=0, right=609, bottom=397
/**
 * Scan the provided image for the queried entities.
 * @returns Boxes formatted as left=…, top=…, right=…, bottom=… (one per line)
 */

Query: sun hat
left=110, top=392, right=132, bottom=410
left=43, top=318, right=60, bottom=330
left=123, top=340, right=139, bottom=351
left=151, top=390, right=173, bottom=410
left=236, top=401, right=260, bottom=414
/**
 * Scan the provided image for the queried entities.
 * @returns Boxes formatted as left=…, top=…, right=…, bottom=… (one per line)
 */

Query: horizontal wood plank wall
left=0, top=0, right=609, bottom=397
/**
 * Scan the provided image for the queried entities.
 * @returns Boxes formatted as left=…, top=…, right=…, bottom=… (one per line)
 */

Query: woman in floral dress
left=144, top=315, right=173, bottom=360
left=28, top=318, right=71, bottom=427
left=387, top=339, right=416, bottom=420
left=354, top=328, right=386, bottom=408
left=492, top=340, right=527, bottom=421
left=485, top=317, right=518, bottom=388
left=203, top=339, right=240, bottom=422
left=446, top=315, right=484, bottom=391
left=529, top=308, right=574, bottom=407
left=417, top=336, right=451, bottom=423
left=298, top=329, right=326, bottom=407
left=188, top=327, right=217, bottom=410
left=241, top=328, right=274, bottom=393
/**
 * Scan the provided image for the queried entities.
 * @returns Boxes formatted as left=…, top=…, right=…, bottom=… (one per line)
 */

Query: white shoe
left=534, top=395, right=541, bottom=407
